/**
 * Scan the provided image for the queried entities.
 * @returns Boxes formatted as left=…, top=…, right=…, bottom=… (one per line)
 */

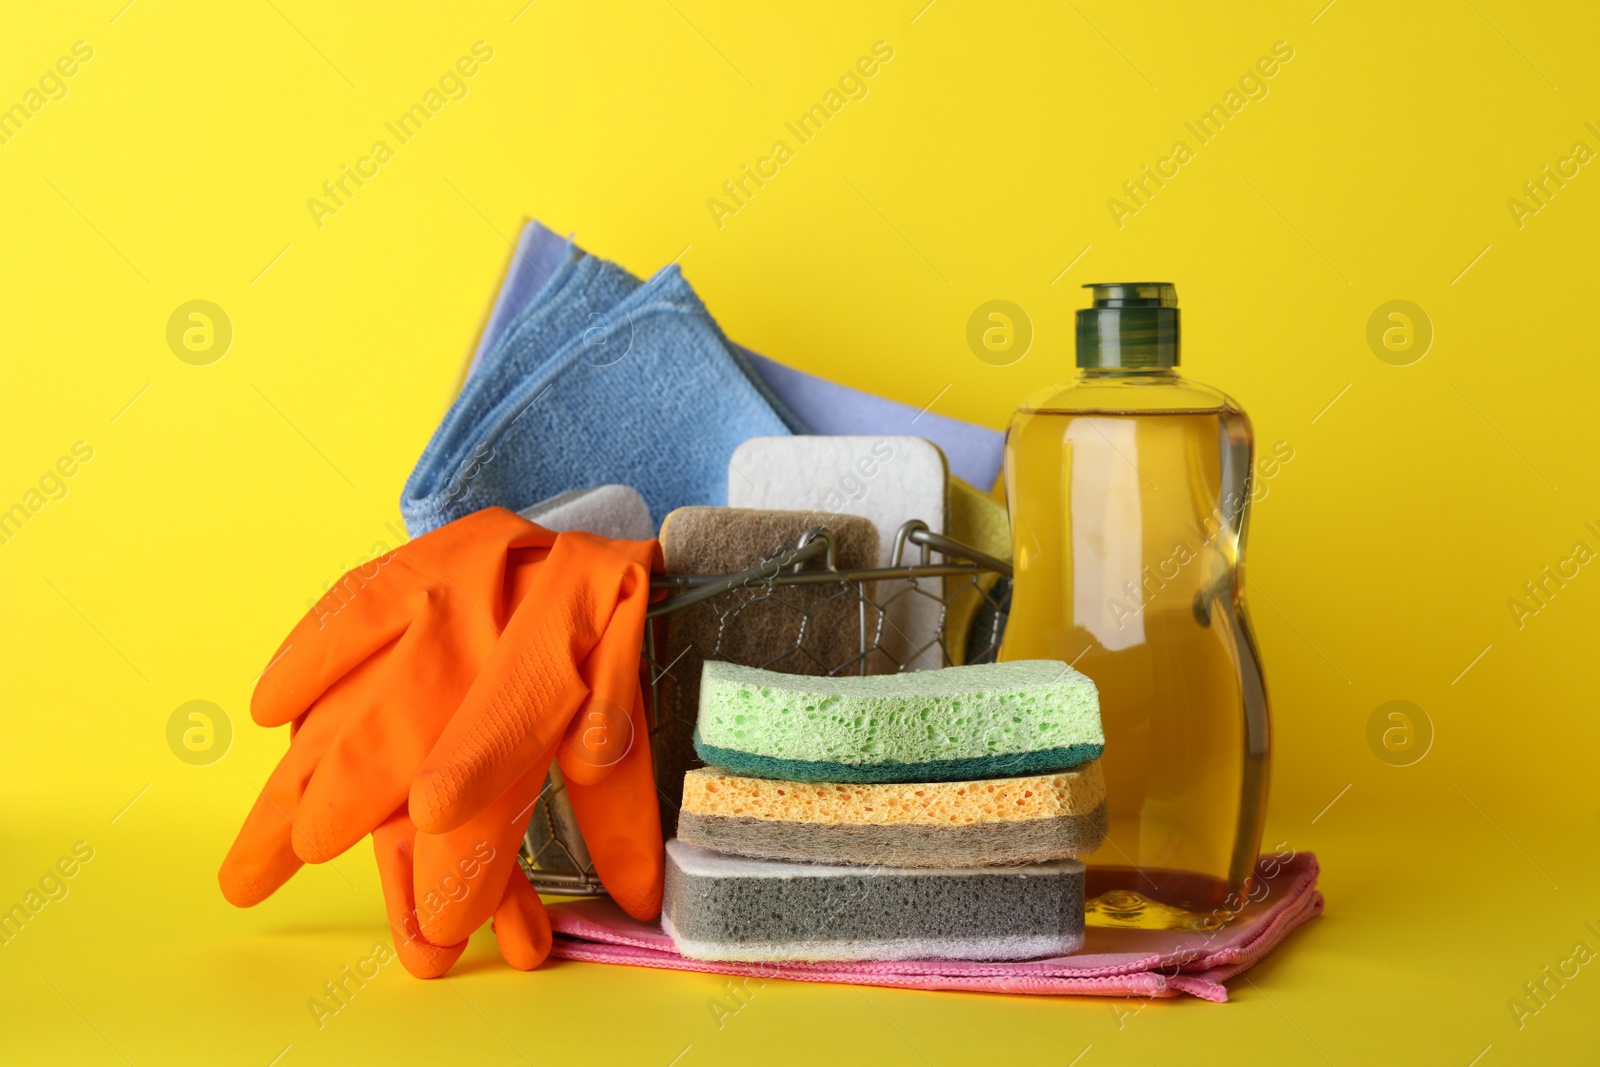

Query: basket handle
left=892, top=520, right=1013, bottom=578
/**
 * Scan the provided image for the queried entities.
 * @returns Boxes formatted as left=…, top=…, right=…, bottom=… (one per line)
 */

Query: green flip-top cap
left=1076, top=282, right=1180, bottom=368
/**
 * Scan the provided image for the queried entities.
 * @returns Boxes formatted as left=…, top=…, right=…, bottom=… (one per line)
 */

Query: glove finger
left=253, top=509, right=552, bottom=728
left=411, top=535, right=655, bottom=834
left=413, top=757, right=553, bottom=946
left=372, top=807, right=469, bottom=979
left=251, top=565, right=417, bottom=729
left=491, top=873, right=552, bottom=971
left=218, top=666, right=367, bottom=907
left=555, top=559, right=650, bottom=788
left=565, top=684, right=664, bottom=921
left=409, top=544, right=604, bottom=834
left=293, top=595, right=501, bottom=863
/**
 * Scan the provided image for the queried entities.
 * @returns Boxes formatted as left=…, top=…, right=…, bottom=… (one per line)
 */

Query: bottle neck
left=1079, top=366, right=1180, bottom=382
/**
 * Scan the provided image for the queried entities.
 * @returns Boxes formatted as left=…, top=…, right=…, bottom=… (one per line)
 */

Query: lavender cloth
left=739, top=350, right=1005, bottom=490
left=468, top=220, right=572, bottom=376
left=543, top=851, right=1323, bottom=1002
left=470, top=221, right=1006, bottom=490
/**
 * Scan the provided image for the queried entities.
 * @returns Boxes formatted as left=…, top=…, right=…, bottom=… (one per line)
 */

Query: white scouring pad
left=518, top=484, right=654, bottom=541
left=726, top=435, right=948, bottom=671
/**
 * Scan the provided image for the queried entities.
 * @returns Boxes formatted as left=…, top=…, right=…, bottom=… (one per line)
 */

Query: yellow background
left=2, top=1, right=1597, bottom=1062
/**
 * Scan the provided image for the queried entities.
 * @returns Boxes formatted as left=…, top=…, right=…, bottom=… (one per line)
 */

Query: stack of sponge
left=662, top=659, right=1109, bottom=962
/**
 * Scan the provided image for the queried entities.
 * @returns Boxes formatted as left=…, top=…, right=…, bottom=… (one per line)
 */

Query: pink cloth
left=546, top=851, right=1322, bottom=1002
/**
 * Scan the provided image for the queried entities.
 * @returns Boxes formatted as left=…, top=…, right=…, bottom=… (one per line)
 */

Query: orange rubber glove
left=381, top=531, right=662, bottom=974
left=219, top=510, right=663, bottom=978
left=219, top=507, right=552, bottom=908
left=404, top=531, right=663, bottom=955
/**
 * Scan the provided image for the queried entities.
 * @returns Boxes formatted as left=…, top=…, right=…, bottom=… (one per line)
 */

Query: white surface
left=661, top=913, right=1085, bottom=963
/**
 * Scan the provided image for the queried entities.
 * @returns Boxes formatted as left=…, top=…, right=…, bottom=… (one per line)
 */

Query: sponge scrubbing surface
left=652, top=507, right=884, bottom=832
left=662, top=840, right=1085, bottom=962
left=676, top=763, right=1108, bottom=867
left=694, top=660, right=1102, bottom=783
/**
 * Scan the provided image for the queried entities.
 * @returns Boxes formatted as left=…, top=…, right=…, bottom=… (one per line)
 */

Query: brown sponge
left=676, top=762, right=1108, bottom=868
left=650, top=508, right=880, bottom=829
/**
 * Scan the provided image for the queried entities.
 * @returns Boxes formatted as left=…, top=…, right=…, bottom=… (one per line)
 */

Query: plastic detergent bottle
left=999, top=282, right=1270, bottom=930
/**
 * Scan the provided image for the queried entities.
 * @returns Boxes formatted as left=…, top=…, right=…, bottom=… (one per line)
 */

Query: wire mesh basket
left=519, top=520, right=1013, bottom=894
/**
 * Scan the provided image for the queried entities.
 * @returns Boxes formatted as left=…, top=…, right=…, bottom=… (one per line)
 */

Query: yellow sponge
left=677, top=762, right=1107, bottom=868
left=944, top=475, right=1010, bottom=665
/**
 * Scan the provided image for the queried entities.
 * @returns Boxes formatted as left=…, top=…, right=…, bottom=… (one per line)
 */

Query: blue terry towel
left=401, top=245, right=796, bottom=534
left=469, top=221, right=1006, bottom=491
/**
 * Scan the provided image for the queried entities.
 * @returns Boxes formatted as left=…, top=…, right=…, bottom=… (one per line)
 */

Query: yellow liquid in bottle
left=1001, top=388, right=1270, bottom=929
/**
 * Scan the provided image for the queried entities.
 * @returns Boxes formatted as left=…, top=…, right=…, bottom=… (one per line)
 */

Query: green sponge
left=693, top=660, right=1102, bottom=783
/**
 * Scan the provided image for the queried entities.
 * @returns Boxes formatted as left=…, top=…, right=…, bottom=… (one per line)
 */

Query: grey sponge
left=661, top=839, right=1085, bottom=962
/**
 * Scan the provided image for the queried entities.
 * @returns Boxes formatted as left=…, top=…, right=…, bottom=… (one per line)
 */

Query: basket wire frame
left=519, top=521, right=1013, bottom=895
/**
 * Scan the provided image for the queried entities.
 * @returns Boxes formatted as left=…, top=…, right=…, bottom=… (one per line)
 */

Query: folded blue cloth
left=469, top=221, right=1006, bottom=490
left=402, top=242, right=797, bottom=534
